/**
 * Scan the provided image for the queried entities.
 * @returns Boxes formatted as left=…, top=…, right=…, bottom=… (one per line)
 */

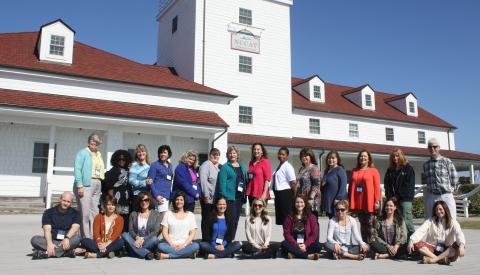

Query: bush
left=412, top=196, right=424, bottom=219
left=457, top=184, right=480, bottom=215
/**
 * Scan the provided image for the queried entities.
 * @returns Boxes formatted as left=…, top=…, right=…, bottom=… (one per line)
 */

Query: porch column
left=45, top=125, right=56, bottom=208
left=105, top=127, right=124, bottom=170
left=212, top=131, right=228, bottom=164
left=470, top=164, right=475, bottom=184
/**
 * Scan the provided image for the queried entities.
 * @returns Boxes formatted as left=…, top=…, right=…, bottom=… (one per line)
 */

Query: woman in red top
left=349, top=150, right=381, bottom=243
left=246, top=143, right=272, bottom=206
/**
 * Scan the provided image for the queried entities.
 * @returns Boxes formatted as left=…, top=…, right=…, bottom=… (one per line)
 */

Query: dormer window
left=409, top=101, right=415, bottom=113
left=313, top=85, right=321, bottom=99
left=365, top=94, right=372, bottom=107
left=49, top=35, right=65, bottom=56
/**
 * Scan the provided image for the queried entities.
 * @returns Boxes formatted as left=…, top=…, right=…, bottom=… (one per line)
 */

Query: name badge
left=356, top=185, right=363, bottom=193
left=57, top=230, right=66, bottom=240
left=216, top=234, right=224, bottom=245
left=237, top=182, right=244, bottom=192
left=196, top=173, right=199, bottom=178
left=296, top=234, right=304, bottom=244
left=95, top=168, right=101, bottom=177
left=247, top=172, right=254, bottom=180
left=166, top=175, right=172, bottom=181
left=193, top=185, right=198, bottom=190
left=435, top=244, right=445, bottom=252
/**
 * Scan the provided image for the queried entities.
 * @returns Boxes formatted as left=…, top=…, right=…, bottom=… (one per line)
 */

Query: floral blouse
left=297, top=164, right=321, bottom=211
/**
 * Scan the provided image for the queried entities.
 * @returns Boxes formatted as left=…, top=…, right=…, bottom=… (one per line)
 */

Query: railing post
left=45, top=125, right=56, bottom=209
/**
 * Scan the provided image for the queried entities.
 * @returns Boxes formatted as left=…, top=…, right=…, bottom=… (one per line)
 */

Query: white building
left=0, top=1, right=478, bottom=204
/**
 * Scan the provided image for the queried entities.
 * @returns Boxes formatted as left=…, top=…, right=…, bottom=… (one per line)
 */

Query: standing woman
left=172, top=150, right=202, bottom=213
left=281, top=195, right=321, bottom=260
left=242, top=198, right=279, bottom=259
left=81, top=196, right=125, bottom=258
left=384, top=148, right=415, bottom=238
left=408, top=201, right=466, bottom=265
left=272, top=146, right=297, bottom=225
left=121, top=192, right=161, bottom=260
left=370, top=198, right=408, bottom=260
left=156, top=192, right=200, bottom=259
left=349, top=150, right=381, bottom=243
left=199, top=148, right=221, bottom=240
left=321, top=151, right=347, bottom=219
left=246, top=143, right=272, bottom=205
left=199, top=196, right=242, bottom=259
left=297, top=147, right=321, bottom=216
left=148, top=145, right=173, bottom=217
left=325, top=200, right=369, bottom=260
left=129, top=144, right=151, bottom=211
left=102, top=149, right=132, bottom=231
left=217, top=146, right=247, bottom=240
left=74, top=133, right=105, bottom=238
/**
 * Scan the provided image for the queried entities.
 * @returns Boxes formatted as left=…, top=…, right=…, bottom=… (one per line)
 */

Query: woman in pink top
left=349, top=150, right=381, bottom=243
left=246, top=143, right=272, bottom=206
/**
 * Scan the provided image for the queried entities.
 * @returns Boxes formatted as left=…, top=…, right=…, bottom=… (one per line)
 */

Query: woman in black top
left=384, top=148, right=415, bottom=238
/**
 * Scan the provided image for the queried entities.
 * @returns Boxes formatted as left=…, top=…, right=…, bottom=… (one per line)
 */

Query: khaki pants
left=76, top=179, right=101, bottom=238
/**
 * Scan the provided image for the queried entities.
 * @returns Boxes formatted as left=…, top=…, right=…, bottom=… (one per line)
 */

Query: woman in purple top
left=281, top=195, right=321, bottom=260
left=147, top=145, right=173, bottom=216
left=171, top=150, right=202, bottom=212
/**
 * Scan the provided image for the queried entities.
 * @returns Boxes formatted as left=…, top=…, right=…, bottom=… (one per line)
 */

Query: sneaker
left=32, top=250, right=48, bottom=260
left=190, top=252, right=197, bottom=259
left=63, top=250, right=76, bottom=258
left=107, top=252, right=115, bottom=259
left=145, top=252, right=154, bottom=260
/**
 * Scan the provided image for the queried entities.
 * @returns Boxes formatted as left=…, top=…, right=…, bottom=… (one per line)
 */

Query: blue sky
left=1, top=0, right=479, bottom=153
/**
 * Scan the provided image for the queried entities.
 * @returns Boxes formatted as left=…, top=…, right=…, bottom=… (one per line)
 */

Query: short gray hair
left=428, top=138, right=439, bottom=147
left=88, top=133, right=102, bottom=144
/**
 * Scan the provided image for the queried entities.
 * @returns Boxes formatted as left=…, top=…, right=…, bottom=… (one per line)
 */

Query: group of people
left=30, top=133, right=466, bottom=265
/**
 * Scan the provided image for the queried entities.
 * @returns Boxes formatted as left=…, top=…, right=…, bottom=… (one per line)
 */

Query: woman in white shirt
left=408, top=200, right=466, bottom=265
left=325, top=200, right=369, bottom=260
left=156, top=192, right=199, bottom=259
left=272, top=147, right=297, bottom=225
left=241, top=198, right=279, bottom=259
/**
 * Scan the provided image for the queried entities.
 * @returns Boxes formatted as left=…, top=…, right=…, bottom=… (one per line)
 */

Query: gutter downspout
left=201, top=0, right=206, bottom=85
left=212, top=126, right=228, bottom=149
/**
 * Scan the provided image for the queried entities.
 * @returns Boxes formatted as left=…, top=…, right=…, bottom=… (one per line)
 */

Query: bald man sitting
left=30, top=191, right=81, bottom=259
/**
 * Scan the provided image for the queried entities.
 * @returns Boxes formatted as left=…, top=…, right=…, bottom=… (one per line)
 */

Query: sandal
left=422, top=256, right=433, bottom=264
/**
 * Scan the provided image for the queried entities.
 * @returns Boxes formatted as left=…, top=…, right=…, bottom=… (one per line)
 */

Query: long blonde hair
left=179, top=150, right=199, bottom=168
left=249, top=198, right=270, bottom=225
left=134, top=144, right=150, bottom=165
left=388, top=148, right=408, bottom=169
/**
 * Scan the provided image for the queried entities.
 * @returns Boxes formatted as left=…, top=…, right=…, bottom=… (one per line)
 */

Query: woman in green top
left=217, top=146, right=247, bottom=240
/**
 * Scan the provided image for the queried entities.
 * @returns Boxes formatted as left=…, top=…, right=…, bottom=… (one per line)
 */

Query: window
left=409, top=101, right=415, bottom=113
left=49, top=35, right=65, bottom=56
left=365, top=94, right=372, bottom=107
left=313, top=85, right=321, bottom=99
left=386, top=127, right=394, bottom=141
left=198, top=153, right=208, bottom=164
left=32, top=142, right=56, bottom=173
left=349, top=123, right=359, bottom=138
left=309, top=119, right=320, bottom=134
left=239, top=106, right=252, bottom=124
left=172, top=16, right=178, bottom=33
left=239, top=8, right=252, bottom=25
left=239, top=55, right=252, bottom=73
left=418, top=131, right=426, bottom=144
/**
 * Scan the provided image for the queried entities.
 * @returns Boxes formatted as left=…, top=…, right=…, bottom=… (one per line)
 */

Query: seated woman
left=281, top=195, right=321, bottom=260
left=325, top=200, right=369, bottom=260
left=156, top=192, right=200, bottom=259
left=81, top=196, right=125, bottom=258
left=199, top=196, right=242, bottom=259
left=241, top=198, right=279, bottom=259
left=121, top=192, right=161, bottom=260
left=408, top=200, right=466, bottom=265
left=370, top=198, right=408, bottom=260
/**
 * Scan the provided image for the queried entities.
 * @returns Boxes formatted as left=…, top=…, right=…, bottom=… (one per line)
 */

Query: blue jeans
left=80, top=238, right=124, bottom=258
left=199, top=241, right=241, bottom=258
left=399, top=201, right=414, bottom=239
left=122, top=232, right=158, bottom=258
left=157, top=241, right=199, bottom=259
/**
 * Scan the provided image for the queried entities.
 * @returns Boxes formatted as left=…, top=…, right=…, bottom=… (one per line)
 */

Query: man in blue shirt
left=30, top=191, right=81, bottom=259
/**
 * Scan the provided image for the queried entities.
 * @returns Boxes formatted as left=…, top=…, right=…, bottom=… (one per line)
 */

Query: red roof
left=0, top=32, right=234, bottom=98
left=0, top=88, right=228, bottom=127
left=229, top=133, right=480, bottom=161
left=384, top=92, right=417, bottom=102
left=292, top=77, right=455, bottom=129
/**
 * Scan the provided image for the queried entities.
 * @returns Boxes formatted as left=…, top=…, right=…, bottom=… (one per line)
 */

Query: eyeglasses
left=335, top=208, right=346, bottom=212
left=428, top=145, right=439, bottom=149
left=253, top=204, right=264, bottom=208
left=118, top=158, right=126, bottom=161
left=140, top=198, right=150, bottom=203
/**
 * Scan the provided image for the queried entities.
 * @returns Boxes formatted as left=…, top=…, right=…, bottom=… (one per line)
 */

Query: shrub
left=412, top=196, right=424, bottom=219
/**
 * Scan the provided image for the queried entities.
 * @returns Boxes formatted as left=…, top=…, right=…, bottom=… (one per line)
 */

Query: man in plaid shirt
left=423, top=138, right=458, bottom=220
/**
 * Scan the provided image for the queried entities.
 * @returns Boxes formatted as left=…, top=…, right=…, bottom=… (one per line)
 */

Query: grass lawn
left=459, top=218, right=480, bottom=229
